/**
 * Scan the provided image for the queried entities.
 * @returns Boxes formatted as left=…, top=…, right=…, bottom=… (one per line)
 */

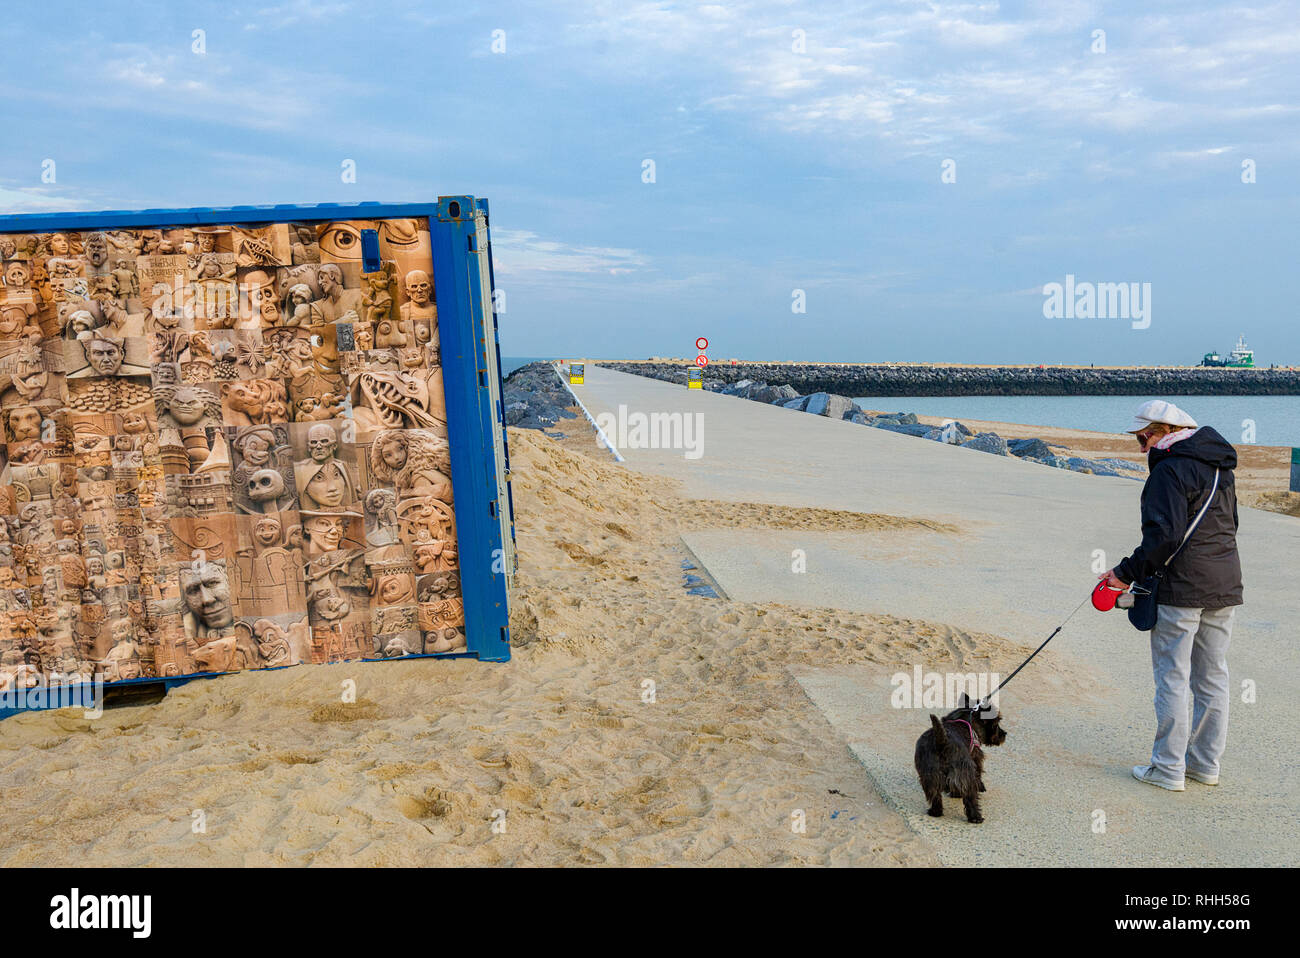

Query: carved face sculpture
left=225, top=381, right=265, bottom=419
left=234, top=427, right=273, bottom=466
left=49, top=257, right=80, bottom=279
left=5, top=261, right=30, bottom=289
left=307, top=423, right=337, bottom=463
left=68, top=310, right=97, bottom=337
left=121, top=411, right=150, bottom=434
left=404, top=270, right=431, bottom=306
left=196, top=254, right=223, bottom=279
left=304, top=462, right=347, bottom=508
left=9, top=406, right=42, bottom=442
left=247, top=468, right=285, bottom=504
left=110, top=616, right=133, bottom=645
left=398, top=346, right=424, bottom=370
left=85, top=233, right=109, bottom=268
left=378, top=436, right=407, bottom=472
left=311, top=326, right=338, bottom=369
left=85, top=336, right=125, bottom=376
left=318, top=264, right=342, bottom=297
left=49, top=233, right=70, bottom=256
left=0, top=305, right=28, bottom=336
left=244, top=270, right=280, bottom=325
left=86, top=557, right=104, bottom=578
left=374, top=318, right=405, bottom=348
left=304, top=516, right=345, bottom=554
left=168, top=386, right=209, bottom=426
left=365, top=488, right=395, bottom=517
left=180, top=562, right=234, bottom=629
left=253, top=516, right=281, bottom=548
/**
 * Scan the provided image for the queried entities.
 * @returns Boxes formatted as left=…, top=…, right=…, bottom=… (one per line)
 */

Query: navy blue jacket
left=1117, top=427, right=1243, bottom=608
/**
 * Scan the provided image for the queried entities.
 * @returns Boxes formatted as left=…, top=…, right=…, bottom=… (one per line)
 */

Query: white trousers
left=1149, top=605, right=1235, bottom=781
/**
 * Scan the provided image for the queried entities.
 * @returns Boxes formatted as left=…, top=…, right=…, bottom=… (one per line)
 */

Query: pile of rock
left=502, top=361, right=580, bottom=432
left=713, top=378, right=1145, bottom=481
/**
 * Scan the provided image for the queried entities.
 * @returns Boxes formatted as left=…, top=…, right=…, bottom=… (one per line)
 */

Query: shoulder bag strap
left=1163, top=467, right=1220, bottom=569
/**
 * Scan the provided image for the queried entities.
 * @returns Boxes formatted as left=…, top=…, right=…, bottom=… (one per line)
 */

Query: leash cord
left=979, top=593, right=1094, bottom=706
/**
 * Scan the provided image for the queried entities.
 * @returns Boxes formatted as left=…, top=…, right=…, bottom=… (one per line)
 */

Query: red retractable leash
left=970, top=581, right=1128, bottom=713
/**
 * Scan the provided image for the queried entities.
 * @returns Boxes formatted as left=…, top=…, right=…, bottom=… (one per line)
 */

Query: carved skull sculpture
left=247, top=468, right=285, bottom=504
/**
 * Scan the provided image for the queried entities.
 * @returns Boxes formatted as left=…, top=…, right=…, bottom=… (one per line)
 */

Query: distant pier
left=595, top=361, right=1300, bottom=396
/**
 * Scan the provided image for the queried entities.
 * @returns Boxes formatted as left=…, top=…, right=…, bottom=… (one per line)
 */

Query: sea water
left=502, top=355, right=556, bottom=376
left=853, top=395, right=1300, bottom=447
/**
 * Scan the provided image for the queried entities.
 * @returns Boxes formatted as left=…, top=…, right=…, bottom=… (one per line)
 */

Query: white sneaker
left=1186, top=768, right=1219, bottom=786
left=1132, top=765, right=1185, bottom=791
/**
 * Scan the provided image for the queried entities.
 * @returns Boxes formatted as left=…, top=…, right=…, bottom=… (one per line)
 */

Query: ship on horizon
left=1202, top=335, right=1255, bottom=368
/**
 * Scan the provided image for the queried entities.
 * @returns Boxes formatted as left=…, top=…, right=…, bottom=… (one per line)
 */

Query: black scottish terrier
left=913, top=692, right=1007, bottom=824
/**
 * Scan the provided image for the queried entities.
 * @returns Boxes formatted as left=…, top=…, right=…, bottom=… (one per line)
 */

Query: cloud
left=491, top=229, right=648, bottom=277
left=0, top=186, right=91, bottom=212
left=555, top=0, right=1300, bottom=169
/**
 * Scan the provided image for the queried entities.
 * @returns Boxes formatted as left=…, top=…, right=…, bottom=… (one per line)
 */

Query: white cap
left=1127, top=400, right=1198, bottom=433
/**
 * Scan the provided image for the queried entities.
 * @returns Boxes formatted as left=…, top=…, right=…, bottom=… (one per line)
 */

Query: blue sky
left=2, top=0, right=1298, bottom=365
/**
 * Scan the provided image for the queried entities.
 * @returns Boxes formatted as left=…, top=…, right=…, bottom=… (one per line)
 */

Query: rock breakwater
left=600, top=361, right=1300, bottom=396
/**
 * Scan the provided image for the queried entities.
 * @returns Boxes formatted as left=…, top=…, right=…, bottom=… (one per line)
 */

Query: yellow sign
left=569, top=362, right=585, bottom=385
left=687, top=368, right=703, bottom=389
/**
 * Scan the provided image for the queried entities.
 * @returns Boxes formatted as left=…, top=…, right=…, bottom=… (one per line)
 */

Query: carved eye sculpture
left=318, top=223, right=362, bottom=258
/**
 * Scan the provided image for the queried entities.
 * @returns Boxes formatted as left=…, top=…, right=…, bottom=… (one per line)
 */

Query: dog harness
left=945, top=718, right=979, bottom=754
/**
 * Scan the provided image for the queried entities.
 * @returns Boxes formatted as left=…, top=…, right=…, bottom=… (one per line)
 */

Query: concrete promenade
left=571, top=364, right=1299, bottom=866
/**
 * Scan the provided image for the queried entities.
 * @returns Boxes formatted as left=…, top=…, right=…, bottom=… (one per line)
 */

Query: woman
left=1102, top=400, right=1243, bottom=791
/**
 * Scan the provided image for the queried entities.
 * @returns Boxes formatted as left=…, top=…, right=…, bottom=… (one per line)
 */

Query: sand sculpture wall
left=0, top=216, right=468, bottom=690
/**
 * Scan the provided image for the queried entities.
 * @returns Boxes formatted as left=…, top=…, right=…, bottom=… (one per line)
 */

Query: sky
left=2, top=0, right=1298, bottom=365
